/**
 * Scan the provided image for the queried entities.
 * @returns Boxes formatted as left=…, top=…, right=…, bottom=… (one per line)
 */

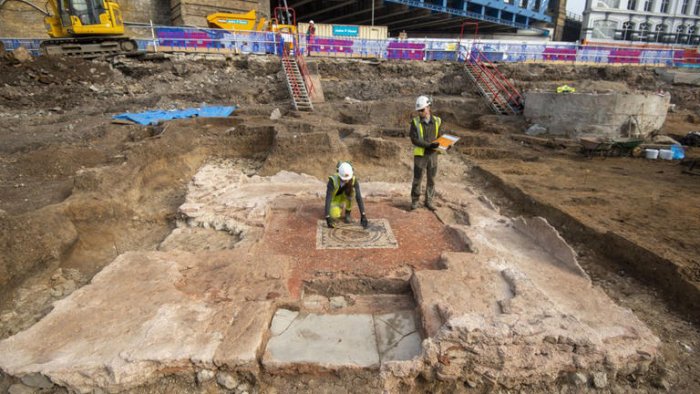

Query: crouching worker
left=325, top=162, right=368, bottom=229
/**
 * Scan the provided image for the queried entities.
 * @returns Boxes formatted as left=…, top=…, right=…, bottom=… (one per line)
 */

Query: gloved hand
left=326, top=216, right=335, bottom=228
left=429, top=142, right=440, bottom=150
left=344, top=210, right=353, bottom=224
left=361, top=214, right=368, bottom=229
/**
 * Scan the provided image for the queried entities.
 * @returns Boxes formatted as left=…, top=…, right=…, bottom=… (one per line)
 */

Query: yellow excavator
left=207, top=7, right=297, bottom=36
left=42, top=0, right=138, bottom=56
left=1, top=0, right=137, bottom=57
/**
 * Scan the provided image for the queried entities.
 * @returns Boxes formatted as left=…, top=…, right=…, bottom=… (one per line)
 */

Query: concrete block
left=512, top=216, right=590, bottom=281
left=524, top=91, right=670, bottom=138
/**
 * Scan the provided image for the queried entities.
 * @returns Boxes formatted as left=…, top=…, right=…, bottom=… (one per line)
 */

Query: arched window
left=639, top=22, right=652, bottom=41
left=593, top=20, right=618, bottom=39
left=655, top=24, right=668, bottom=42
left=622, top=21, right=636, bottom=40
left=690, top=25, right=700, bottom=45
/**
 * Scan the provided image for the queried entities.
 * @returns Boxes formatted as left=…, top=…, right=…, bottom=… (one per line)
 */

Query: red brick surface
left=263, top=200, right=464, bottom=298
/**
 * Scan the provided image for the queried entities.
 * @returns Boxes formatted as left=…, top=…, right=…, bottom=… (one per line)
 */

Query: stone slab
left=178, top=164, right=324, bottom=237
left=263, top=311, right=380, bottom=369
left=411, top=183, right=661, bottom=385
left=374, top=311, right=422, bottom=362
left=0, top=250, right=286, bottom=393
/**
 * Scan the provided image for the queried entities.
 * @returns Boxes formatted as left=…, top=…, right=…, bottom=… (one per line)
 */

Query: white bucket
left=645, top=149, right=659, bottom=159
left=659, top=149, right=673, bottom=160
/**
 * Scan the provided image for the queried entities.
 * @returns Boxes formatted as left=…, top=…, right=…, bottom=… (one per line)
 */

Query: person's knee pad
left=330, top=206, right=342, bottom=219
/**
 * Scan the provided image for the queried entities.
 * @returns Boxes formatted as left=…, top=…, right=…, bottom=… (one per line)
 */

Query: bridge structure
left=284, top=0, right=552, bottom=35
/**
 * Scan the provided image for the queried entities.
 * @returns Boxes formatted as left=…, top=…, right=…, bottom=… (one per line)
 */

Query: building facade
left=581, top=0, right=700, bottom=45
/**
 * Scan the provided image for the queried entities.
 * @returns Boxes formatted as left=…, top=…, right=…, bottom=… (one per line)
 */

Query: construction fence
left=2, top=25, right=699, bottom=67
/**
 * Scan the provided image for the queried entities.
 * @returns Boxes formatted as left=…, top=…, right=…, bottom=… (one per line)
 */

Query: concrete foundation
left=524, top=91, right=671, bottom=138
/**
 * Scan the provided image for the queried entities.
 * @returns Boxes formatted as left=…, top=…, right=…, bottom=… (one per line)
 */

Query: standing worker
left=325, top=162, right=369, bottom=229
left=410, top=95, right=443, bottom=211
left=307, top=20, right=316, bottom=56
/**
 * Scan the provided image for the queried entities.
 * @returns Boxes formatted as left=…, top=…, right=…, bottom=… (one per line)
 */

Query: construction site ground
left=0, top=53, right=699, bottom=393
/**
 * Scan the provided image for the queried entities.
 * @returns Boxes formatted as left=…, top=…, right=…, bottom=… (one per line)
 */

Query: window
left=695, top=0, right=700, bottom=15
left=681, top=0, right=690, bottom=13
left=644, top=0, right=654, bottom=11
left=655, top=24, right=668, bottom=42
left=660, top=0, right=670, bottom=12
left=596, top=0, right=621, bottom=7
left=628, top=0, right=637, bottom=9
left=640, top=22, right=652, bottom=40
left=622, top=21, right=636, bottom=40
left=593, top=20, right=618, bottom=39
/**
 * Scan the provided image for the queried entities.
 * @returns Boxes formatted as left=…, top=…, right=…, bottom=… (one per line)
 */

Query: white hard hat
left=309, top=20, right=314, bottom=24
left=415, top=95, right=431, bottom=111
left=338, top=162, right=353, bottom=181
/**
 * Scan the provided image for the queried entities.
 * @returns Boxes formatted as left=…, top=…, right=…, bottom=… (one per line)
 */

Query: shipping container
left=298, top=23, right=388, bottom=40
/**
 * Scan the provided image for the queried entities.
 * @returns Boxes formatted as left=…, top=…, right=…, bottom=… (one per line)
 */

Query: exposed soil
left=0, top=53, right=699, bottom=392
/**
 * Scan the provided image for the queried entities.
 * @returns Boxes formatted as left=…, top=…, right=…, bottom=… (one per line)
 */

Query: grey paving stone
left=264, top=313, right=379, bottom=368
left=374, top=311, right=422, bottom=362
left=269, top=309, right=299, bottom=336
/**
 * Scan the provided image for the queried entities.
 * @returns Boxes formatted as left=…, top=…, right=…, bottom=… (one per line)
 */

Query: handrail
left=291, top=34, right=314, bottom=98
left=295, top=51, right=315, bottom=98
left=466, top=58, right=507, bottom=112
left=471, top=47, right=522, bottom=103
left=466, top=47, right=523, bottom=114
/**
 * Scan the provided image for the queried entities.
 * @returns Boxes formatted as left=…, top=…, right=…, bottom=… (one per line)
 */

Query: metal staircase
left=464, top=47, right=523, bottom=115
left=281, top=48, right=314, bottom=111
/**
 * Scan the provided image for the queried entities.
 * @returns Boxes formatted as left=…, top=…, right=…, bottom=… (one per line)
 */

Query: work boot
left=425, top=201, right=437, bottom=211
left=410, top=201, right=419, bottom=211
left=344, top=210, right=353, bottom=223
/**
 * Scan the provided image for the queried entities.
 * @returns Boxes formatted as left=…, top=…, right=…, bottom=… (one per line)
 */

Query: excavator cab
left=41, top=0, right=136, bottom=57
left=45, top=0, right=125, bottom=38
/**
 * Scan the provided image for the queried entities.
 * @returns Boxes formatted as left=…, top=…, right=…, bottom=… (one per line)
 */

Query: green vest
left=413, top=116, right=441, bottom=156
left=329, top=174, right=356, bottom=196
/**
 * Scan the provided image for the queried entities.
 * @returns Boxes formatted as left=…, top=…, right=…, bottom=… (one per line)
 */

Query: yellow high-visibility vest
left=413, top=116, right=441, bottom=156
left=329, top=174, right=356, bottom=196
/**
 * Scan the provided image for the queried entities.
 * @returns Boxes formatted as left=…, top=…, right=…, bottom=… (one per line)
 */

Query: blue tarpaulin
left=113, top=106, right=236, bottom=125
